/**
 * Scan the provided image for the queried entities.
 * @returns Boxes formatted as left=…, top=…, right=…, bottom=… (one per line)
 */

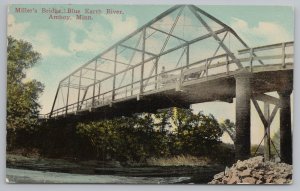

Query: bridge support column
left=235, top=72, right=252, bottom=161
left=278, top=89, right=292, bottom=164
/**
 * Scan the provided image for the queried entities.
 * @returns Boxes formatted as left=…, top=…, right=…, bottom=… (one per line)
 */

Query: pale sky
left=7, top=4, right=294, bottom=145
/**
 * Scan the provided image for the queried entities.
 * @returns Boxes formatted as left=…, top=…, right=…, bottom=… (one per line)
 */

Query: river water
left=6, top=168, right=192, bottom=184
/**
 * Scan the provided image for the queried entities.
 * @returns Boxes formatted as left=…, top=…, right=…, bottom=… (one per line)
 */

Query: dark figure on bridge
left=159, top=66, right=167, bottom=87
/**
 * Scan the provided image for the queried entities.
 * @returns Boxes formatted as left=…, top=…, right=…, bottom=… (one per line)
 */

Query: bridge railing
left=45, top=41, right=294, bottom=119
left=47, top=53, right=236, bottom=117
left=238, top=41, right=294, bottom=70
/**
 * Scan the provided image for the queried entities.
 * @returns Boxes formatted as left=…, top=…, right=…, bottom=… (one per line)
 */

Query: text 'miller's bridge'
left=44, top=5, right=294, bottom=163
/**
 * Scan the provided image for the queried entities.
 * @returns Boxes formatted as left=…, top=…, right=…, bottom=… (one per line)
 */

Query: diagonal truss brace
left=143, top=7, right=185, bottom=90
left=251, top=93, right=281, bottom=159
left=188, top=5, right=243, bottom=69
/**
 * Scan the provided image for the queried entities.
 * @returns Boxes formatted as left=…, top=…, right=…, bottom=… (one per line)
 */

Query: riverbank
left=6, top=154, right=225, bottom=184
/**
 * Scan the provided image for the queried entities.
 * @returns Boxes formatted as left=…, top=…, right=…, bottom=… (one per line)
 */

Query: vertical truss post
left=65, top=77, right=70, bottom=115
left=186, top=44, right=190, bottom=68
left=226, top=54, right=229, bottom=74
left=250, top=48, right=253, bottom=72
left=77, top=69, right=82, bottom=111
left=178, top=68, right=183, bottom=91
left=131, top=68, right=134, bottom=96
left=205, top=59, right=208, bottom=78
left=154, top=58, right=158, bottom=90
left=92, top=60, right=97, bottom=106
left=264, top=102, right=271, bottom=161
left=203, top=31, right=228, bottom=76
left=98, top=82, right=101, bottom=100
left=282, top=42, right=286, bottom=68
left=112, top=46, right=118, bottom=101
left=140, top=28, right=146, bottom=94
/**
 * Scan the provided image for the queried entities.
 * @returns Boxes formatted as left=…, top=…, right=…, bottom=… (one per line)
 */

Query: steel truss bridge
left=42, top=5, right=294, bottom=163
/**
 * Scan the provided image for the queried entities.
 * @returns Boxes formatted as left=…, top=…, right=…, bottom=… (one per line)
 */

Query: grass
left=146, top=155, right=211, bottom=167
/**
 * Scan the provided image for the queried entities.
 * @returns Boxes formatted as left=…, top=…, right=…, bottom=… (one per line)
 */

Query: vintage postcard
left=6, top=4, right=293, bottom=184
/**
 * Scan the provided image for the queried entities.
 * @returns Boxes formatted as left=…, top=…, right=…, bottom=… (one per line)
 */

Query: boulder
left=240, top=169, right=252, bottom=177
left=242, top=177, right=257, bottom=184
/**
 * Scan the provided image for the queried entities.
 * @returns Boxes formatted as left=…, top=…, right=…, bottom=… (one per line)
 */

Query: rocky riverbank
left=209, top=156, right=292, bottom=184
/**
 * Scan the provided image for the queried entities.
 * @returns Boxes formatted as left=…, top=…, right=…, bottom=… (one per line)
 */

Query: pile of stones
left=209, top=156, right=292, bottom=184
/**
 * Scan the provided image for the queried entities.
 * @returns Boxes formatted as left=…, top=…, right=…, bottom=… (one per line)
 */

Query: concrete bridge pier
left=234, top=72, right=252, bottom=160
left=278, top=89, right=293, bottom=164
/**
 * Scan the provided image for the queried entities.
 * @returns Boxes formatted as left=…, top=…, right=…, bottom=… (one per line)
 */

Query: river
left=6, top=168, right=192, bottom=184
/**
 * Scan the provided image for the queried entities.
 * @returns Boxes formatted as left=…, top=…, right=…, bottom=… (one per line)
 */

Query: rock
left=253, top=163, right=263, bottom=169
left=236, top=161, right=247, bottom=171
left=208, top=180, right=218, bottom=184
left=227, top=175, right=240, bottom=184
left=274, top=178, right=286, bottom=184
left=242, top=177, right=257, bottom=184
left=257, top=169, right=265, bottom=175
left=275, top=157, right=281, bottom=163
left=254, top=156, right=264, bottom=163
left=266, top=177, right=273, bottom=183
left=255, top=174, right=264, bottom=181
left=213, top=172, right=224, bottom=180
left=283, top=173, right=292, bottom=179
left=240, top=169, right=252, bottom=177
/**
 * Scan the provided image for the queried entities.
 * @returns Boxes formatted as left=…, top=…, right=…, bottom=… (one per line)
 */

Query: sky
left=7, top=4, right=294, bottom=144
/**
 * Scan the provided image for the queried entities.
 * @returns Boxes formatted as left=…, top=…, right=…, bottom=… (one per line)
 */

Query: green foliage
left=250, top=131, right=281, bottom=159
left=7, top=36, right=44, bottom=129
left=251, top=144, right=264, bottom=156
left=11, top=107, right=233, bottom=164
left=219, top=119, right=236, bottom=143
left=168, top=108, right=223, bottom=156
left=75, top=115, right=170, bottom=162
left=7, top=36, right=44, bottom=149
left=7, top=36, right=41, bottom=83
left=72, top=108, right=225, bottom=162
left=271, top=130, right=280, bottom=155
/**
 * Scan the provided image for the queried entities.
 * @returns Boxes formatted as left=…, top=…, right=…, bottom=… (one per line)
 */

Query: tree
left=163, top=108, right=223, bottom=156
left=7, top=36, right=44, bottom=142
left=219, top=119, right=236, bottom=143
